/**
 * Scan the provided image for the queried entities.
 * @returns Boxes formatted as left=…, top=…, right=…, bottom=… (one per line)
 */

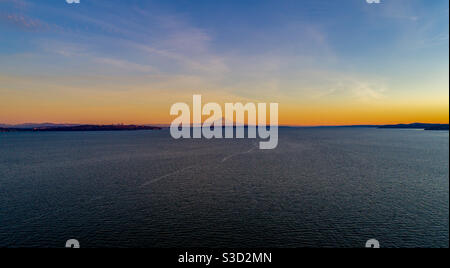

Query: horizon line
left=1, top=122, right=449, bottom=128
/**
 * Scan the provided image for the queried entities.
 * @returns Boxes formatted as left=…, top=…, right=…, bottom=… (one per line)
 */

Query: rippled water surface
left=0, top=128, right=448, bottom=248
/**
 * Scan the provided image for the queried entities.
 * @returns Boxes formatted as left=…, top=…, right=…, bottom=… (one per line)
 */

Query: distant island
left=378, top=123, right=449, bottom=131
left=0, top=124, right=162, bottom=132
left=314, top=123, right=448, bottom=131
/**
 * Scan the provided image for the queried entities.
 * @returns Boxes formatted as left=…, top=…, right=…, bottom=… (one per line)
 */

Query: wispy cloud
left=0, top=0, right=28, bottom=9
left=319, top=79, right=387, bottom=101
left=0, top=13, right=47, bottom=31
left=93, top=57, right=157, bottom=74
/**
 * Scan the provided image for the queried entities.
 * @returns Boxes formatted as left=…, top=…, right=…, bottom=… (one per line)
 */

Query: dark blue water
left=0, top=128, right=448, bottom=248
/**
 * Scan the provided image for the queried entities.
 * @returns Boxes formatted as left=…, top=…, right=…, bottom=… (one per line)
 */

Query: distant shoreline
left=0, top=125, right=162, bottom=132
left=0, top=123, right=448, bottom=132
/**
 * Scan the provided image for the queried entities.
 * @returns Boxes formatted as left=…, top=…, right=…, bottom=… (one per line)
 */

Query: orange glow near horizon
left=1, top=72, right=448, bottom=127
left=1, top=89, right=448, bottom=126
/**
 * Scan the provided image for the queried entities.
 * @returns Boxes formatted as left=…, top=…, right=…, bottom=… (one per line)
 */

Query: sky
left=0, top=0, right=448, bottom=126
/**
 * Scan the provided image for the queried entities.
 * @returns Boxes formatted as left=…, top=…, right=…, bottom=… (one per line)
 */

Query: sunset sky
left=0, top=0, right=448, bottom=126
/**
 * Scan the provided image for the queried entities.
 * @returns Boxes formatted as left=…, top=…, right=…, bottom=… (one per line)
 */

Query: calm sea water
left=0, top=128, right=448, bottom=248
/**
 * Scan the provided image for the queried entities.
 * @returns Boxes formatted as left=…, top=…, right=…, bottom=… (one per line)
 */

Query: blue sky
left=0, top=0, right=448, bottom=125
